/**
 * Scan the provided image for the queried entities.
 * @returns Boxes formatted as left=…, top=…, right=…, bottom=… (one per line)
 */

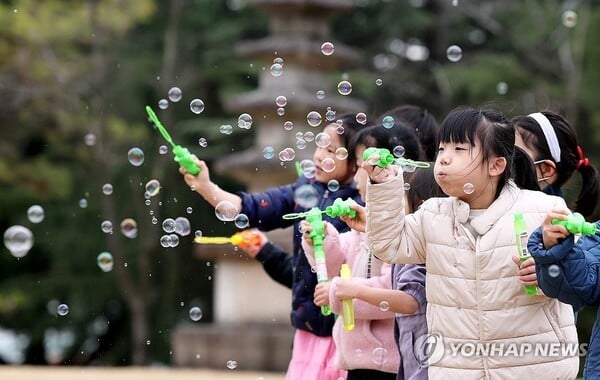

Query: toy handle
left=340, top=264, right=355, bottom=331
left=173, top=145, right=200, bottom=175
left=551, top=212, right=597, bottom=236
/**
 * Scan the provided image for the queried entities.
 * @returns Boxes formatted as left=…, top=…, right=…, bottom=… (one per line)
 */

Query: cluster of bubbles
left=160, top=217, right=191, bottom=248
left=270, top=56, right=284, bottom=77
left=237, top=113, right=253, bottom=129
left=2, top=204, right=46, bottom=258
left=278, top=147, right=296, bottom=162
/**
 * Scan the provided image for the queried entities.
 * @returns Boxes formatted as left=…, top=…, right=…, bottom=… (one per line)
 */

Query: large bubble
left=3, top=225, right=34, bottom=258
left=168, top=87, right=182, bottom=102
left=294, top=184, right=319, bottom=209
left=174, top=217, right=191, bottom=236
left=190, top=99, right=205, bottom=114
left=337, top=80, right=352, bottom=95
left=306, top=111, right=322, bottom=127
left=145, top=179, right=161, bottom=197
left=215, top=201, right=239, bottom=221
left=127, top=147, right=145, bottom=167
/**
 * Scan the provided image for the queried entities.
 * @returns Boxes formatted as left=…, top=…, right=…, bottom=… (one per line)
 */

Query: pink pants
left=285, top=329, right=347, bottom=380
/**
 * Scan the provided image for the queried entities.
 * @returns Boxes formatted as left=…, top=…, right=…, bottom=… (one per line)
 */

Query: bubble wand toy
left=146, top=105, right=200, bottom=175
left=363, top=147, right=430, bottom=169
left=305, top=207, right=332, bottom=316
left=282, top=198, right=358, bottom=220
left=551, top=212, right=597, bottom=236
left=514, top=213, right=538, bottom=296
left=194, top=230, right=262, bottom=249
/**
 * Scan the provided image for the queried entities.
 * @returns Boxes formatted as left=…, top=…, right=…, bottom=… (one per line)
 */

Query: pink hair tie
left=577, top=145, right=590, bottom=169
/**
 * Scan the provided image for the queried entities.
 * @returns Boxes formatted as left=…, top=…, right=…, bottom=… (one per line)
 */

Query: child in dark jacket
left=179, top=114, right=363, bottom=380
left=528, top=208, right=600, bottom=379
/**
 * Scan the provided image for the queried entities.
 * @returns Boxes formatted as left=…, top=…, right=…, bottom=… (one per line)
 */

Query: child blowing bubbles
left=179, top=113, right=363, bottom=380
left=363, top=107, right=579, bottom=379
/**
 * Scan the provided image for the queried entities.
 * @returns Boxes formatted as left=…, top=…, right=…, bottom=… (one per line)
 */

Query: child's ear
left=538, top=159, right=557, bottom=179
left=489, top=157, right=507, bottom=177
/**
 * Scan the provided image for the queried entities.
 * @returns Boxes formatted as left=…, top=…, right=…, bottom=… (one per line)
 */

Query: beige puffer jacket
left=366, top=175, right=579, bottom=380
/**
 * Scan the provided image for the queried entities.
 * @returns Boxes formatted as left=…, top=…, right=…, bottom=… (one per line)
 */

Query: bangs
left=438, top=108, right=482, bottom=146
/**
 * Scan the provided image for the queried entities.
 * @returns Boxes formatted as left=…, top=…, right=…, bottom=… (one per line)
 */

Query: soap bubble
left=275, top=96, right=287, bottom=107
left=158, top=99, right=169, bottom=110
left=160, top=235, right=170, bottom=248
left=278, top=148, right=296, bottom=162
left=496, top=82, right=508, bottom=95
left=393, top=145, right=405, bottom=157
left=263, top=146, right=275, bottom=159
left=234, top=214, right=250, bottom=229
left=27, top=205, right=44, bottom=224
left=84, top=133, right=96, bottom=146
left=145, top=179, right=161, bottom=197
left=198, top=138, right=208, bottom=148
left=325, top=109, right=336, bottom=121
left=219, top=124, right=233, bottom=135
left=127, top=147, right=145, bottom=167
left=120, top=218, right=138, bottom=239
left=79, top=198, right=88, bottom=208
left=168, top=87, right=182, bottom=102
left=375, top=78, right=383, bottom=86
left=190, top=99, right=205, bottom=114
left=174, top=217, right=191, bottom=236
left=315, top=132, right=331, bottom=148
left=379, top=300, right=390, bottom=311
left=321, top=158, right=336, bottom=173
left=162, top=218, right=176, bottom=233
left=57, top=304, right=70, bottom=316
left=101, top=220, right=113, bottom=234
left=270, top=63, right=283, bottom=77
left=382, top=115, right=395, bottom=129
left=463, top=183, right=475, bottom=194
left=316, top=90, right=325, bottom=99
left=226, top=360, right=238, bottom=370
left=283, top=121, right=293, bottom=131
left=327, top=180, right=340, bottom=192
left=337, top=80, right=352, bottom=95
left=304, top=131, right=315, bottom=142
left=277, top=107, right=285, bottom=116
left=215, top=201, right=239, bottom=221
left=446, top=45, right=463, bottom=62
left=3, top=225, right=34, bottom=258
left=321, top=41, right=335, bottom=56
left=548, top=264, right=560, bottom=278
left=102, top=183, right=113, bottom=195
left=300, top=160, right=316, bottom=179
left=97, top=252, right=114, bottom=272
left=159, top=145, right=168, bottom=154
left=355, top=112, right=367, bottom=125
left=237, top=113, right=253, bottom=129
left=296, top=139, right=307, bottom=150
left=189, top=306, right=203, bottom=321
left=335, top=147, right=348, bottom=160
left=562, top=10, right=577, bottom=28
left=294, top=184, right=319, bottom=209
left=307, top=111, right=322, bottom=127
left=372, top=347, right=388, bottom=365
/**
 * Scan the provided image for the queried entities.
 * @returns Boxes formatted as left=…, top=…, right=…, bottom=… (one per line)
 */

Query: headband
left=528, top=112, right=561, bottom=163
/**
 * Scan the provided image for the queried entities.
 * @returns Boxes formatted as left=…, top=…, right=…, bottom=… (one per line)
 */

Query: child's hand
left=361, top=162, right=397, bottom=184
left=340, top=203, right=367, bottom=232
left=333, top=278, right=358, bottom=300
left=300, top=220, right=327, bottom=246
left=179, top=156, right=211, bottom=190
left=511, top=256, right=538, bottom=287
left=541, top=209, right=571, bottom=248
left=313, top=282, right=330, bottom=307
left=237, top=229, right=268, bottom=258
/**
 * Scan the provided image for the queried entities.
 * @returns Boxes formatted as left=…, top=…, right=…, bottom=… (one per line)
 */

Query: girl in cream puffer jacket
left=364, top=107, right=579, bottom=379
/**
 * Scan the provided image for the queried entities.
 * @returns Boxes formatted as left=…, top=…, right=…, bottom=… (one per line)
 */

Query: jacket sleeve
left=238, top=180, right=301, bottom=231
left=254, top=242, right=293, bottom=289
left=328, top=266, right=395, bottom=320
left=529, top=226, right=600, bottom=309
left=395, top=264, right=427, bottom=316
left=366, top=171, right=427, bottom=264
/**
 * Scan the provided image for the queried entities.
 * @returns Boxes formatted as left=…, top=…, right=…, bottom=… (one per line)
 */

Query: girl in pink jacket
left=302, top=123, right=426, bottom=380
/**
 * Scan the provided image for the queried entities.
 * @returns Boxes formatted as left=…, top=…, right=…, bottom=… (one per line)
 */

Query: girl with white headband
left=512, top=111, right=600, bottom=218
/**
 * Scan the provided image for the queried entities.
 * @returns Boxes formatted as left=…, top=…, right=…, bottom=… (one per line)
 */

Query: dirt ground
left=0, top=365, right=286, bottom=380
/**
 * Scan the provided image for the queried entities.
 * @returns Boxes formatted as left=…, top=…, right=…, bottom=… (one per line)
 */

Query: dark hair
left=350, top=122, right=423, bottom=163
left=378, top=105, right=440, bottom=161
left=405, top=166, right=446, bottom=213
left=512, top=146, right=539, bottom=191
left=329, top=112, right=365, bottom=172
left=512, top=111, right=600, bottom=217
left=439, top=107, right=515, bottom=199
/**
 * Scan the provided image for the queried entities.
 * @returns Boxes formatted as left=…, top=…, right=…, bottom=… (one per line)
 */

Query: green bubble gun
left=551, top=212, right=597, bottom=235
left=325, top=198, right=357, bottom=218
left=146, top=105, right=200, bottom=175
left=362, top=147, right=430, bottom=169
left=514, top=213, right=537, bottom=296
left=305, top=207, right=332, bottom=316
